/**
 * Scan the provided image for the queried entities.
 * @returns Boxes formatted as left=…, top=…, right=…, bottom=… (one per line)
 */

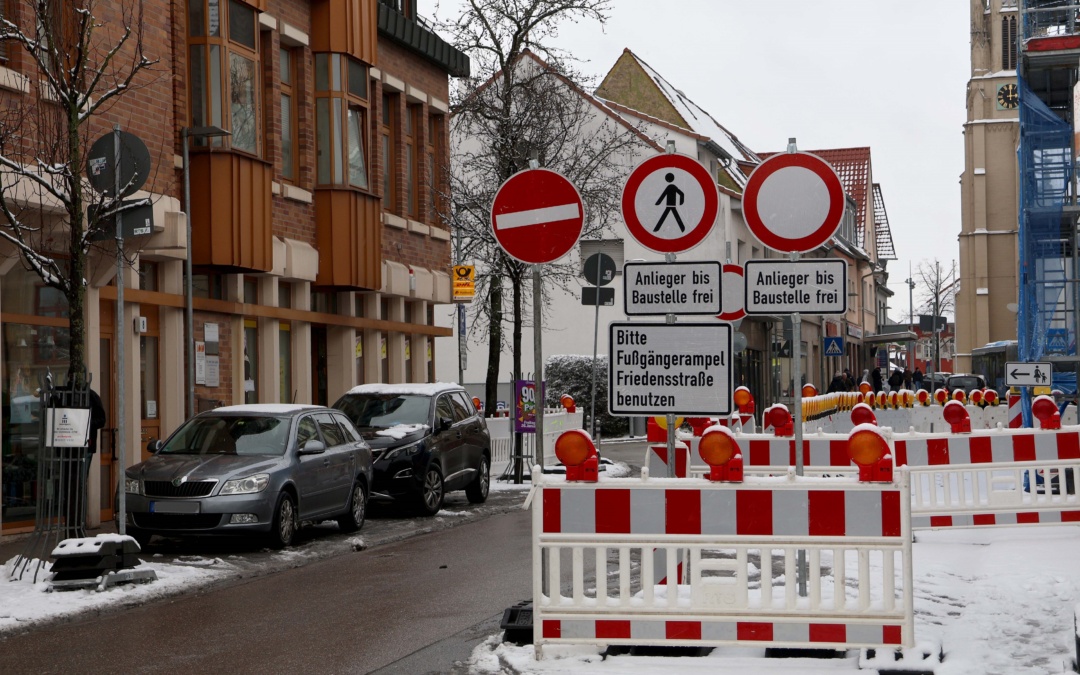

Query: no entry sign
left=491, top=168, right=584, bottom=264
left=718, top=263, right=746, bottom=322
left=621, top=153, right=718, bottom=255
left=743, top=152, right=845, bottom=253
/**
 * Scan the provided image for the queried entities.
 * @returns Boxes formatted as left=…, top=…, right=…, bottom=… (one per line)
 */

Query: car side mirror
left=299, top=439, right=326, bottom=455
left=147, top=439, right=163, bottom=454
left=437, top=416, right=453, bottom=433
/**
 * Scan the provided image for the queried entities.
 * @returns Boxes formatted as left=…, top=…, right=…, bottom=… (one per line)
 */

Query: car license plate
left=149, top=501, right=200, bottom=514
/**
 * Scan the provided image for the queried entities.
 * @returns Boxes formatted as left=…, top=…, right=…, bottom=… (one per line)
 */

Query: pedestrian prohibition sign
left=743, top=151, right=845, bottom=254
left=491, top=168, right=584, bottom=265
left=621, top=153, right=719, bottom=255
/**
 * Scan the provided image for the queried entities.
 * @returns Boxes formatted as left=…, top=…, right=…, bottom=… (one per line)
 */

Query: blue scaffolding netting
left=1017, top=75, right=1075, bottom=421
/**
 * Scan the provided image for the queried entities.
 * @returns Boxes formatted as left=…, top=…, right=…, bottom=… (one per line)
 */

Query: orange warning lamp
left=1032, top=395, right=1061, bottom=430
left=983, top=389, right=999, bottom=406
left=802, top=384, right=817, bottom=398
left=969, top=389, right=984, bottom=407
left=916, top=389, right=930, bottom=406
left=733, top=386, right=755, bottom=415
left=850, top=402, right=877, bottom=427
left=560, top=394, right=576, bottom=412
left=903, top=390, right=914, bottom=408
left=888, top=391, right=899, bottom=409
left=942, top=400, right=971, bottom=434
left=859, top=382, right=872, bottom=395
left=699, top=427, right=743, bottom=482
left=554, top=429, right=598, bottom=482
left=472, top=396, right=482, bottom=411
left=934, top=388, right=949, bottom=405
left=847, top=427, right=893, bottom=482
left=876, top=391, right=887, bottom=409
left=951, top=389, right=966, bottom=404
left=767, top=405, right=794, bottom=437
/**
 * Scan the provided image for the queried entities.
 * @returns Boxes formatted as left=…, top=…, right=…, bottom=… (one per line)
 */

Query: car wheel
left=337, top=481, right=367, bottom=533
left=465, top=456, right=490, bottom=504
left=128, top=527, right=153, bottom=552
left=267, top=492, right=297, bottom=549
left=417, top=465, right=444, bottom=516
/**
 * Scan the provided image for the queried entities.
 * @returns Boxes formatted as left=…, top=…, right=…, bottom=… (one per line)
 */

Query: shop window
left=314, top=53, right=369, bottom=189
left=244, top=319, right=258, bottom=403
left=404, top=335, right=412, bottom=383
left=279, top=47, right=298, bottom=181
left=187, top=0, right=261, bottom=154
left=140, top=336, right=159, bottom=419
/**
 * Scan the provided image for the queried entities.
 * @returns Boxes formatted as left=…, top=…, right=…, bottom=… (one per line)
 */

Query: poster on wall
left=205, top=355, right=220, bottom=388
left=513, top=380, right=545, bottom=434
left=195, top=341, right=206, bottom=385
left=46, top=408, right=91, bottom=447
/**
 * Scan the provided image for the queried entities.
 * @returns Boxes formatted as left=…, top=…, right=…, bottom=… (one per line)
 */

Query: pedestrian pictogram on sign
left=621, top=153, right=719, bottom=254
left=491, top=168, right=584, bottom=264
left=743, top=152, right=845, bottom=253
left=824, top=336, right=844, bottom=357
left=453, top=265, right=475, bottom=302
left=1047, top=328, right=1068, bottom=353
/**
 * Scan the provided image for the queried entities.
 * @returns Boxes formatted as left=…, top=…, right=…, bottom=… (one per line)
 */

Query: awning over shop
left=862, top=330, right=918, bottom=343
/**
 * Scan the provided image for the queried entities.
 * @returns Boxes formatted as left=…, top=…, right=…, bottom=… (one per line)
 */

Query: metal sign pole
left=113, top=125, right=127, bottom=536
left=590, top=266, right=601, bottom=441
left=665, top=253, right=677, bottom=476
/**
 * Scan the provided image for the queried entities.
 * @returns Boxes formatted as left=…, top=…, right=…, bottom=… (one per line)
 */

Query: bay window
left=315, top=53, right=370, bottom=190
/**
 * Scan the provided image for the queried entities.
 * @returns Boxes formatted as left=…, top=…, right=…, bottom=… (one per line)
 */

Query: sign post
left=1005, top=361, right=1052, bottom=388
left=743, top=139, right=846, bottom=597
left=584, top=253, right=616, bottom=440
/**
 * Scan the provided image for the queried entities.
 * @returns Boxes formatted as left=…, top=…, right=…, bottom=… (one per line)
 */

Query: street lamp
left=182, top=125, right=230, bottom=419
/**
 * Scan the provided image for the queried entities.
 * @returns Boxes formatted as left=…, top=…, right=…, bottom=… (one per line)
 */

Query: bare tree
left=440, top=0, right=650, bottom=413
left=915, top=258, right=957, bottom=374
left=0, top=0, right=157, bottom=386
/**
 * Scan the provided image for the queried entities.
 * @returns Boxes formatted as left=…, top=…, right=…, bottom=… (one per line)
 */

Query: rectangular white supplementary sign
left=744, top=259, right=847, bottom=315
left=623, top=261, right=722, bottom=315
left=608, top=322, right=731, bottom=416
left=1005, top=361, right=1052, bottom=388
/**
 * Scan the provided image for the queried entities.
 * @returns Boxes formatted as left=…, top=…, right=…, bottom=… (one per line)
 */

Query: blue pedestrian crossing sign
left=824, top=336, right=844, bottom=357
left=1048, top=328, right=1068, bottom=353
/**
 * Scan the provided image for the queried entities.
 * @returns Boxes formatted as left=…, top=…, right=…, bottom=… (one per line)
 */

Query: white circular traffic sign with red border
left=621, top=153, right=719, bottom=254
left=491, top=168, right=584, bottom=264
left=718, top=263, right=746, bottom=322
left=742, top=152, right=844, bottom=253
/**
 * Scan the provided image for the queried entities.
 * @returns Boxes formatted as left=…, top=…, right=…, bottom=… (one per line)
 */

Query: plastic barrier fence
left=532, top=473, right=914, bottom=655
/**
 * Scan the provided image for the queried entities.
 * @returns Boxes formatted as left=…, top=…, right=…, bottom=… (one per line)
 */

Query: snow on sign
left=621, top=153, right=719, bottom=254
left=743, top=152, right=845, bottom=253
left=744, top=259, right=847, bottom=315
left=623, top=261, right=721, bottom=316
left=1005, top=361, right=1052, bottom=388
left=490, top=168, right=584, bottom=264
left=609, top=322, right=731, bottom=416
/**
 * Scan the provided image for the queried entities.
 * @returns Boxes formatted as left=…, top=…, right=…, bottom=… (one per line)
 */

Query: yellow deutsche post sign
left=453, top=265, right=475, bottom=302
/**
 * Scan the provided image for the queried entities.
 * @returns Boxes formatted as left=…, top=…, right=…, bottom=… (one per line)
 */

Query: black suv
left=333, top=384, right=490, bottom=515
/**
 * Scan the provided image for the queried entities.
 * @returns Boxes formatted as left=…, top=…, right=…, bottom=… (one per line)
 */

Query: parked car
left=333, top=383, right=491, bottom=515
left=124, top=404, right=372, bottom=549
left=919, top=372, right=950, bottom=392
left=945, top=373, right=987, bottom=393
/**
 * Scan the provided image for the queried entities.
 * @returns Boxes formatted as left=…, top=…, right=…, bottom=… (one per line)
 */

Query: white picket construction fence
left=488, top=409, right=584, bottom=475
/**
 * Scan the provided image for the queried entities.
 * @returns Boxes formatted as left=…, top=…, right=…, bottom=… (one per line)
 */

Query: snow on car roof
left=211, top=404, right=323, bottom=415
left=344, top=382, right=462, bottom=397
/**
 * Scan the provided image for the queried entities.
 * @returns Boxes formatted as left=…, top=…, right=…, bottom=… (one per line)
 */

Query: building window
left=279, top=281, right=292, bottom=308
left=0, top=0, right=10, bottom=63
left=427, top=114, right=443, bottom=223
left=1002, top=16, right=1017, bottom=71
left=279, top=47, right=298, bottom=181
left=314, top=53, right=369, bottom=189
left=381, top=92, right=397, bottom=210
left=279, top=322, right=292, bottom=403
left=192, top=272, right=224, bottom=299
left=404, top=104, right=419, bottom=217
left=244, top=318, right=258, bottom=403
left=187, top=0, right=261, bottom=154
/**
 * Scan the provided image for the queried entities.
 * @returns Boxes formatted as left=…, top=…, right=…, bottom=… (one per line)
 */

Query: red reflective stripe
left=973, top=514, right=996, bottom=526
left=893, top=439, right=908, bottom=467
left=666, top=620, right=701, bottom=640
left=1062, top=511, right=1080, bottom=522
left=927, top=438, right=949, bottom=465
left=738, top=621, right=774, bottom=641
left=543, top=620, right=561, bottom=638
left=1013, top=435, right=1036, bottom=461
left=808, top=491, right=845, bottom=536
left=543, top=488, right=561, bottom=533
left=1017, top=512, right=1040, bottom=524
left=736, top=490, right=774, bottom=535
left=881, top=490, right=902, bottom=537
left=675, top=446, right=688, bottom=478
left=930, top=515, right=952, bottom=528
left=666, top=489, right=701, bottom=535
left=596, top=620, right=631, bottom=639
left=595, top=489, right=630, bottom=534
left=1057, top=432, right=1080, bottom=460
left=883, top=625, right=903, bottom=645
left=787, top=440, right=797, bottom=466
left=969, top=436, right=992, bottom=464
left=748, top=439, right=771, bottom=466
left=829, top=439, right=850, bottom=467
left=809, top=623, right=846, bottom=643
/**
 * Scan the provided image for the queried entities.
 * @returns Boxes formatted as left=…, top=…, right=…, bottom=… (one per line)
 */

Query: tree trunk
left=484, top=275, right=503, bottom=415
left=66, top=110, right=87, bottom=388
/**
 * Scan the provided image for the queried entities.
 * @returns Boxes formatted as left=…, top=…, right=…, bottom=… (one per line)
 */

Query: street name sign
left=742, top=152, right=845, bottom=253
left=621, top=153, right=719, bottom=254
left=744, top=259, right=847, bottom=315
left=623, top=261, right=721, bottom=316
left=608, top=322, right=731, bottom=416
left=1005, top=361, right=1052, bottom=387
left=491, top=168, right=584, bottom=264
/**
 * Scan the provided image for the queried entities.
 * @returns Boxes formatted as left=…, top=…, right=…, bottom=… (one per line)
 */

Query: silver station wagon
left=123, top=404, right=372, bottom=549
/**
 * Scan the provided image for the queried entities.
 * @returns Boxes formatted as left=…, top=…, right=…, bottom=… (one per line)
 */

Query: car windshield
left=948, top=376, right=983, bottom=391
left=336, top=394, right=430, bottom=429
left=160, top=415, right=291, bottom=456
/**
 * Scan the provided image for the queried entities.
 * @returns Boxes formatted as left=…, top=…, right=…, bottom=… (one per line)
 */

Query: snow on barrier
left=530, top=472, right=914, bottom=656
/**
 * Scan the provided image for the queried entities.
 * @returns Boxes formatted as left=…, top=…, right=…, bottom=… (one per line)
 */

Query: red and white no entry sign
left=621, top=153, right=718, bottom=255
left=717, top=263, right=746, bottom=322
left=742, top=152, right=844, bottom=254
left=490, top=168, right=584, bottom=264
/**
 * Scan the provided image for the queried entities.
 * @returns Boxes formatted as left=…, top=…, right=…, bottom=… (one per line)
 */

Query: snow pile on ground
left=464, top=525, right=1080, bottom=674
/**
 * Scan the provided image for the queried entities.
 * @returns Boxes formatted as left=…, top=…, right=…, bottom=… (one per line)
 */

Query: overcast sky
left=431, top=1, right=970, bottom=322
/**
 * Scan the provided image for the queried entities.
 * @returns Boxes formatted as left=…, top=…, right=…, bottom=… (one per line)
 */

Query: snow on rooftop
left=344, top=382, right=462, bottom=397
